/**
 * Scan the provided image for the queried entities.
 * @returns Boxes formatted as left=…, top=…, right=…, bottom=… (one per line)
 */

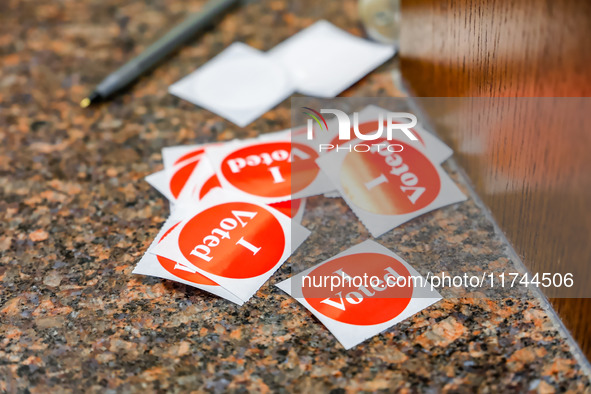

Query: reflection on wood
left=400, top=0, right=591, bottom=357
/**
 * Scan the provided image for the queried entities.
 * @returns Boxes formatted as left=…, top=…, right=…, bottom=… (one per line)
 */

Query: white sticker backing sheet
left=276, top=240, right=441, bottom=349
left=267, top=21, right=396, bottom=98
left=168, top=21, right=395, bottom=126
left=169, top=43, right=294, bottom=127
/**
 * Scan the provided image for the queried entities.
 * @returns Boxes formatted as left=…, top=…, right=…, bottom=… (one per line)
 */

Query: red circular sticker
left=178, top=202, right=285, bottom=279
left=157, top=222, right=218, bottom=286
left=339, top=139, right=441, bottom=215
left=220, top=142, right=319, bottom=197
left=303, top=252, right=413, bottom=326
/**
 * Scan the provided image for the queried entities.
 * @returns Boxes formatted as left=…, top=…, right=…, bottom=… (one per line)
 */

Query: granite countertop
left=1, top=0, right=590, bottom=392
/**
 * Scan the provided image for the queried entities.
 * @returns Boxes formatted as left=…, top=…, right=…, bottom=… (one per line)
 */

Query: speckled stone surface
left=1, top=0, right=590, bottom=392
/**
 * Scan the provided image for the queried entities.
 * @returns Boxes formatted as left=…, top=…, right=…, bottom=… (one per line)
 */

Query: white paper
left=169, top=23, right=396, bottom=126
left=169, top=43, right=294, bottom=127
left=268, top=20, right=396, bottom=97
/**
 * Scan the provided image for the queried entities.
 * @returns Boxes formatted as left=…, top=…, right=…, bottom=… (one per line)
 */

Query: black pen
left=80, top=0, right=239, bottom=108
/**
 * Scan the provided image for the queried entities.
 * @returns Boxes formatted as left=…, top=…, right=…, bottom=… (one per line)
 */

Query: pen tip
left=80, top=97, right=91, bottom=108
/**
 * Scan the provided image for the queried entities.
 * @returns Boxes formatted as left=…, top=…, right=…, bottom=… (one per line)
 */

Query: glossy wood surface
left=399, top=0, right=591, bottom=357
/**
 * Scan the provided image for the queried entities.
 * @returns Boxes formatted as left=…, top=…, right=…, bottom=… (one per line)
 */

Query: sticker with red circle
left=169, top=158, right=201, bottom=199
left=339, top=139, right=441, bottom=215
left=177, top=201, right=286, bottom=280
left=132, top=218, right=245, bottom=305
left=144, top=144, right=212, bottom=205
left=302, top=252, right=413, bottom=326
left=158, top=143, right=224, bottom=203
left=276, top=240, right=441, bottom=349
left=151, top=190, right=311, bottom=302
left=176, top=158, right=222, bottom=206
left=205, top=137, right=334, bottom=203
left=175, top=155, right=307, bottom=223
left=156, top=222, right=218, bottom=286
left=316, top=138, right=466, bottom=237
left=164, top=146, right=206, bottom=200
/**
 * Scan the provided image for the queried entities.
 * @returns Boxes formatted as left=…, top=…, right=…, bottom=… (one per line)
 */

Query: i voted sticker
left=206, top=137, right=334, bottom=203
left=316, top=138, right=466, bottom=237
left=175, top=156, right=306, bottom=223
left=132, top=218, right=244, bottom=305
left=151, top=190, right=310, bottom=302
left=276, top=240, right=441, bottom=349
left=302, top=252, right=413, bottom=326
left=177, top=201, right=286, bottom=279
left=156, top=223, right=217, bottom=286
left=340, top=139, right=441, bottom=215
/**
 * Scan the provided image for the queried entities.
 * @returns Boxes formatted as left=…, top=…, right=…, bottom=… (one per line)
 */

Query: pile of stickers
left=135, top=105, right=467, bottom=349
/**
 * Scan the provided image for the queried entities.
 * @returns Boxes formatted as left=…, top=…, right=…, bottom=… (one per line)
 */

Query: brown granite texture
left=1, top=0, right=590, bottom=392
